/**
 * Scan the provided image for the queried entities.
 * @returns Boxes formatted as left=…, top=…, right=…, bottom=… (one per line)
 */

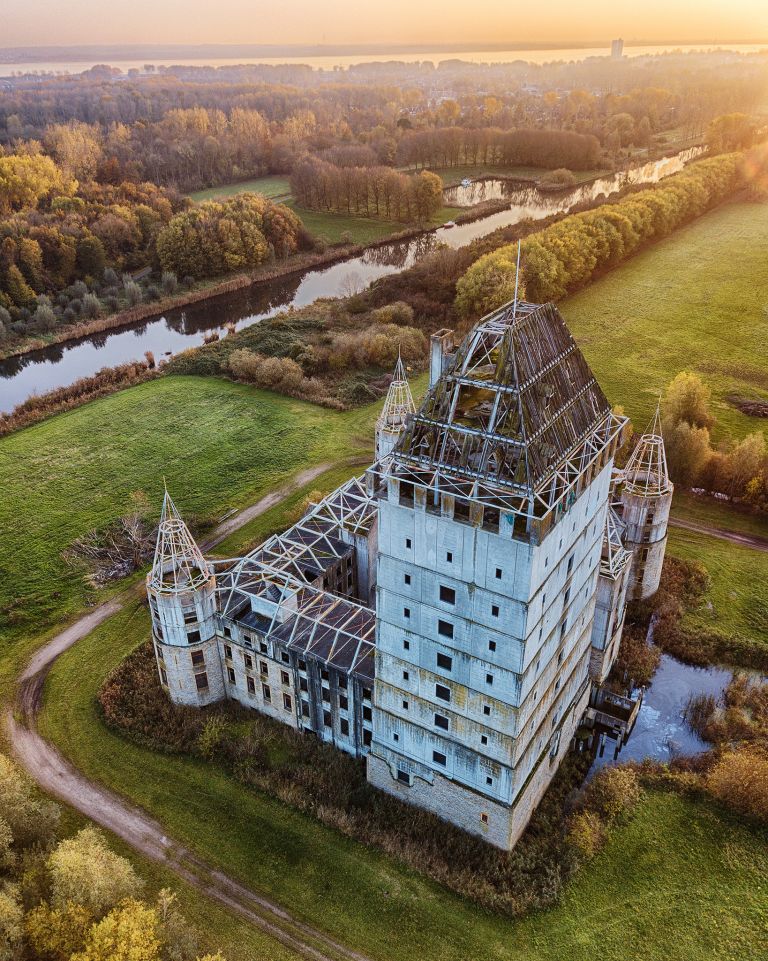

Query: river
left=3, top=44, right=768, bottom=76
left=0, top=146, right=704, bottom=414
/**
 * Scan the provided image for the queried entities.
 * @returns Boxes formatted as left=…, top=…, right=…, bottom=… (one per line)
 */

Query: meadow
left=0, top=376, right=379, bottom=696
left=562, top=201, right=768, bottom=443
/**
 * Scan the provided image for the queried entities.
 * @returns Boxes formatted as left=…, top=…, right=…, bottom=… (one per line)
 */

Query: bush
left=124, top=280, right=143, bottom=306
left=706, top=748, right=768, bottom=822
left=565, top=810, right=606, bottom=860
left=583, top=766, right=642, bottom=822
left=161, top=270, right=178, bottom=295
left=541, top=168, right=577, bottom=187
left=81, top=292, right=101, bottom=319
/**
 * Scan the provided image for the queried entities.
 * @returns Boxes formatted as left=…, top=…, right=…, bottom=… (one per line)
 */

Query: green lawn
left=0, top=375, right=380, bottom=699
left=39, top=595, right=768, bottom=961
left=562, top=201, right=768, bottom=444
left=672, top=490, right=768, bottom=540
left=189, top=175, right=292, bottom=202
left=667, top=526, right=768, bottom=642
left=285, top=201, right=463, bottom=245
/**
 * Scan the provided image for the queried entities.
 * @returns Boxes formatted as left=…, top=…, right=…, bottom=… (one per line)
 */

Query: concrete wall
left=621, top=488, right=672, bottom=600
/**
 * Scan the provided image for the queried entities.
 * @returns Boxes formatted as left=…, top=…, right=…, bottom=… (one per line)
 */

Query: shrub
left=583, top=766, right=642, bottom=822
left=124, top=280, right=143, bottom=306
left=566, top=810, right=606, bottom=860
left=541, top=168, right=577, bottom=187
left=161, top=270, right=179, bottom=295
left=31, top=303, right=57, bottom=332
left=706, top=748, right=768, bottom=822
left=81, top=292, right=102, bottom=319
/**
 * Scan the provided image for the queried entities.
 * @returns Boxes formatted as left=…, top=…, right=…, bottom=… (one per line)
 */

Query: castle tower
left=147, top=490, right=224, bottom=706
left=589, top=494, right=632, bottom=683
left=375, top=354, right=416, bottom=461
left=367, top=300, right=626, bottom=849
left=620, top=407, right=674, bottom=601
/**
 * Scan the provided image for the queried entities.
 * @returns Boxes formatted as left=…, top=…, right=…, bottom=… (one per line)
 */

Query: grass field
left=39, top=591, right=768, bottom=961
left=285, top=200, right=464, bottom=245
left=189, top=175, right=292, bottom=202
left=667, top=526, right=768, bottom=642
left=0, top=375, right=381, bottom=698
left=672, top=490, right=768, bottom=539
left=562, top=201, right=768, bottom=443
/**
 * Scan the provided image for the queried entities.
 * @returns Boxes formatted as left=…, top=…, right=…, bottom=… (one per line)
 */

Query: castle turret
left=620, top=408, right=673, bottom=600
left=147, top=490, right=224, bottom=706
left=375, top=354, right=415, bottom=461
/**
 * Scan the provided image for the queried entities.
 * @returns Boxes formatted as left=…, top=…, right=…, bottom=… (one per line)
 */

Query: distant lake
left=3, top=43, right=768, bottom=75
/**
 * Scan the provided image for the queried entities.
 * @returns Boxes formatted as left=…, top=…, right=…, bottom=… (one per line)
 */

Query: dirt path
left=6, top=459, right=374, bottom=961
left=668, top=516, right=768, bottom=553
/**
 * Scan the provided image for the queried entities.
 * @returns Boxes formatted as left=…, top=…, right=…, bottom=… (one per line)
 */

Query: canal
left=0, top=146, right=704, bottom=413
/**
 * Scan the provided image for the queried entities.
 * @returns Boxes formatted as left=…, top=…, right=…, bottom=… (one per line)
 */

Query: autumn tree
left=48, top=827, right=142, bottom=917
left=662, top=371, right=714, bottom=429
left=0, top=154, right=76, bottom=213
left=71, top=899, right=161, bottom=961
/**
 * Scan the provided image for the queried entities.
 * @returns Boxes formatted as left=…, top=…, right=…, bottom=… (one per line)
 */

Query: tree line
left=290, top=161, right=443, bottom=222
left=455, top=151, right=745, bottom=317
left=397, top=127, right=601, bottom=171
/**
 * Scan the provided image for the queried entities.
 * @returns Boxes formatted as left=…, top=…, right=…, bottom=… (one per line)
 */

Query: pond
left=0, top=146, right=704, bottom=414
left=593, top=653, right=733, bottom=769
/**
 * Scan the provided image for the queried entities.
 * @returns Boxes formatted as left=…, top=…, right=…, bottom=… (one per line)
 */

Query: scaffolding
left=376, top=354, right=416, bottom=435
left=148, top=490, right=212, bottom=594
left=379, top=301, right=626, bottom=526
left=623, top=406, right=672, bottom=497
left=600, top=507, right=632, bottom=579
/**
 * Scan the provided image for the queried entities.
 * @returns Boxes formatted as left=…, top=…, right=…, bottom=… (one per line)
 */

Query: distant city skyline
left=4, top=0, right=768, bottom=48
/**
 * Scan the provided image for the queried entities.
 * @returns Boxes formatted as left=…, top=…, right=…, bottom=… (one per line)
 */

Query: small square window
left=404, top=607, right=411, bottom=619
left=486, top=673, right=494, bottom=685
left=406, top=537, right=412, bottom=549
left=446, top=551, right=453, bottom=563
left=403, top=639, right=410, bottom=650
left=404, top=573, right=411, bottom=585
left=393, top=732, right=399, bottom=742
left=435, top=683, right=450, bottom=702
left=244, top=653, right=253, bottom=669
left=486, top=776, right=493, bottom=786
left=439, top=585, right=456, bottom=604
left=402, top=699, right=409, bottom=710
left=480, top=812, right=489, bottom=825
left=434, top=713, right=449, bottom=730
left=298, top=659, right=307, bottom=670
left=224, top=645, right=232, bottom=660
left=483, top=704, right=491, bottom=716
left=481, top=734, right=488, bottom=745
left=567, top=554, right=574, bottom=574
left=227, top=667, right=236, bottom=684
left=187, top=629, right=200, bottom=644
left=437, top=619, right=454, bottom=640
left=495, top=567, right=502, bottom=579
left=397, top=769, right=410, bottom=784
left=437, top=652, right=452, bottom=670
left=403, top=670, right=410, bottom=681
left=260, top=641, right=268, bottom=654
left=339, top=694, right=348, bottom=710
left=223, top=626, right=231, bottom=638
left=433, top=750, right=446, bottom=766
left=363, top=730, right=372, bottom=746
left=191, top=650, right=204, bottom=667
left=160, top=666, right=168, bottom=686
left=194, top=671, right=208, bottom=691
left=247, top=676, right=256, bottom=695
left=363, top=705, right=372, bottom=721
left=491, top=605, right=499, bottom=618
left=488, top=640, right=497, bottom=652
left=283, top=693, right=292, bottom=711
left=339, top=675, right=348, bottom=689
left=281, top=652, right=290, bottom=664
left=262, top=683, right=271, bottom=701
left=340, top=718, right=349, bottom=735
left=260, top=661, right=268, bottom=675
left=281, top=670, right=290, bottom=686
left=323, top=710, right=332, bottom=727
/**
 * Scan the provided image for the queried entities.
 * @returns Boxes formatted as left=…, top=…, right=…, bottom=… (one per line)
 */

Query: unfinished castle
left=148, top=298, right=672, bottom=850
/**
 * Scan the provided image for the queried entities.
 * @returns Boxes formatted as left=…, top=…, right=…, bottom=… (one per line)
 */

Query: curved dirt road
left=668, top=515, right=768, bottom=552
left=6, top=460, right=373, bottom=961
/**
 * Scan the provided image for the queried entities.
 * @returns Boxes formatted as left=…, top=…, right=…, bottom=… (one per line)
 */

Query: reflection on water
left=0, top=147, right=703, bottom=413
left=593, top=653, right=733, bottom=769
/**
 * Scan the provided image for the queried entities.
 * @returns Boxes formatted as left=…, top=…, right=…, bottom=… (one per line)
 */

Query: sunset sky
left=4, top=0, right=768, bottom=48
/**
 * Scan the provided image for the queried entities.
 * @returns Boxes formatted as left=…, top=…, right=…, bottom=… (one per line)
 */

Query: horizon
left=4, top=0, right=768, bottom=49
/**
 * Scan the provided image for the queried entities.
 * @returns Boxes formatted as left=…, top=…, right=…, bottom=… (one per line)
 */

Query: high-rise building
left=611, top=38, right=624, bottom=59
